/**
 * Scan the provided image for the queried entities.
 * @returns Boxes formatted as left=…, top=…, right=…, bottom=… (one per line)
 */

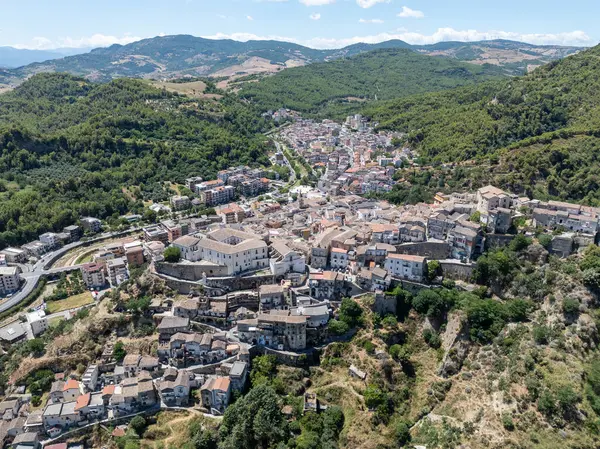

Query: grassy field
left=46, top=292, right=94, bottom=314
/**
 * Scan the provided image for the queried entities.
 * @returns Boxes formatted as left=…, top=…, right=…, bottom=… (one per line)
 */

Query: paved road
left=274, top=140, right=296, bottom=184
left=0, top=228, right=141, bottom=314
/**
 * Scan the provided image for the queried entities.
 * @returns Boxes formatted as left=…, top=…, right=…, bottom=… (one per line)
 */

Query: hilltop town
left=0, top=111, right=599, bottom=449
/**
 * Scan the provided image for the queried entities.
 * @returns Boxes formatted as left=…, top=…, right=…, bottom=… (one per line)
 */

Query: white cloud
left=356, top=0, right=389, bottom=8
left=359, top=18, right=384, bottom=24
left=310, top=13, right=322, bottom=20
left=299, top=0, right=335, bottom=5
left=203, top=28, right=593, bottom=49
left=398, top=6, right=424, bottom=18
left=11, top=33, right=143, bottom=50
left=247, top=15, right=254, bottom=20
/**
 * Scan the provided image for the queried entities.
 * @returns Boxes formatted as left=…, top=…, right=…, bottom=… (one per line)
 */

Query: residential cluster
left=278, top=115, right=415, bottom=195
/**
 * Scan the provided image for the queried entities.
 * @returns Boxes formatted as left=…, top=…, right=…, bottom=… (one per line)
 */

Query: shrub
left=502, top=413, right=515, bottom=431
left=509, top=234, right=532, bottom=252
left=538, top=234, right=552, bottom=249
left=533, top=325, right=552, bottom=345
left=562, top=297, right=580, bottom=315
left=537, top=390, right=557, bottom=417
left=505, top=299, right=533, bottom=322
left=163, top=246, right=181, bottom=263
left=364, top=385, right=388, bottom=410
left=389, top=344, right=410, bottom=362
left=381, top=315, right=398, bottom=328
left=423, top=329, right=441, bottom=349
left=394, top=420, right=411, bottom=446
left=327, top=319, right=349, bottom=336
left=130, top=416, right=147, bottom=436
left=31, top=395, right=41, bottom=407
left=113, top=341, right=126, bottom=362
left=338, top=298, right=363, bottom=327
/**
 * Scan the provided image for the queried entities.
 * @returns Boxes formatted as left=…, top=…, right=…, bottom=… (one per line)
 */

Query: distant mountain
left=0, top=47, right=90, bottom=69
left=0, top=35, right=583, bottom=85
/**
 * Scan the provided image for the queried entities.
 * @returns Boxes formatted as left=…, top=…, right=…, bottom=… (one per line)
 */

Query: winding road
left=0, top=228, right=142, bottom=314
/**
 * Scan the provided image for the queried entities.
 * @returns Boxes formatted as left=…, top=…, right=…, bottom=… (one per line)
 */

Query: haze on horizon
left=0, top=0, right=597, bottom=51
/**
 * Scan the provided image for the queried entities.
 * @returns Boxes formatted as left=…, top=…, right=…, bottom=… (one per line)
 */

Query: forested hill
left=365, top=44, right=600, bottom=163
left=0, top=73, right=271, bottom=247
left=238, top=48, right=506, bottom=117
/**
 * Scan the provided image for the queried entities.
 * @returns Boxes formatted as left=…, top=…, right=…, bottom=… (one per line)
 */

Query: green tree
left=219, top=385, right=288, bottom=449
left=427, top=260, right=440, bottom=282
left=509, top=234, right=532, bottom=252
left=129, top=416, right=147, bottom=436
left=164, top=246, right=181, bottom=263
left=113, top=341, right=126, bottom=362
left=338, top=298, right=363, bottom=327
left=394, top=420, right=411, bottom=446
left=327, top=319, right=349, bottom=336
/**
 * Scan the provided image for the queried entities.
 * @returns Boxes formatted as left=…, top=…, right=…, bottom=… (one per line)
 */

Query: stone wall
left=156, top=262, right=229, bottom=281
left=485, top=234, right=515, bottom=249
left=439, top=260, right=474, bottom=281
left=249, top=345, right=318, bottom=366
left=396, top=241, right=451, bottom=260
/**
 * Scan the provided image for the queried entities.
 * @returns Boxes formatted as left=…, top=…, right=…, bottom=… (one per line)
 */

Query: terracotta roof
left=102, top=385, right=115, bottom=395
left=63, top=379, right=80, bottom=391
left=74, top=392, right=91, bottom=411
left=213, top=376, right=231, bottom=392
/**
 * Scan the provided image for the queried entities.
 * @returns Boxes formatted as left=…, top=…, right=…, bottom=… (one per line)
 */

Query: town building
left=171, top=195, right=191, bottom=211
left=80, top=262, right=106, bottom=288
left=384, top=254, right=427, bottom=282
left=80, top=217, right=102, bottom=234
left=106, top=257, right=128, bottom=286
left=0, top=266, right=20, bottom=295
left=194, top=228, right=269, bottom=276
left=0, top=247, right=26, bottom=263
left=269, top=240, right=306, bottom=275
left=143, top=225, right=169, bottom=244
left=26, top=310, right=48, bottom=337
left=202, top=185, right=235, bottom=207
left=200, top=376, right=231, bottom=414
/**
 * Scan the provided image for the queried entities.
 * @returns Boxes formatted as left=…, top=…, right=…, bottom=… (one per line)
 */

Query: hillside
left=365, top=44, right=600, bottom=164
left=0, top=35, right=582, bottom=85
left=0, top=73, right=271, bottom=247
left=238, top=48, right=506, bottom=116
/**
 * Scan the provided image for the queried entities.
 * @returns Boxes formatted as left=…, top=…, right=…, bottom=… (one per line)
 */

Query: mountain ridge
left=0, top=34, right=583, bottom=85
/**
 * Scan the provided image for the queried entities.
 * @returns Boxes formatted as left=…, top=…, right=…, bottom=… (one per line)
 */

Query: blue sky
left=0, top=0, right=597, bottom=50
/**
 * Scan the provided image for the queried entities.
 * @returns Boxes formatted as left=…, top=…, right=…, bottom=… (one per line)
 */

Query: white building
left=26, top=309, right=48, bottom=337
left=172, top=235, right=201, bottom=262
left=39, top=232, right=60, bottom=248
left=384, top=253, right=427, bottom=282
left=269, top=240, right=306, bottom=275
left=82, top=365, right=99, bottom=392
left=106, top=257, right=129, bottom=286
left=202, top=185, right=235, bottom=207
left=330, top=248, right=349, bottom=270
left=0, top=247, right=27, bottom=263
left=195, top=228, right=269, bottom=276
left=0, top=266, right=20, bottom=294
